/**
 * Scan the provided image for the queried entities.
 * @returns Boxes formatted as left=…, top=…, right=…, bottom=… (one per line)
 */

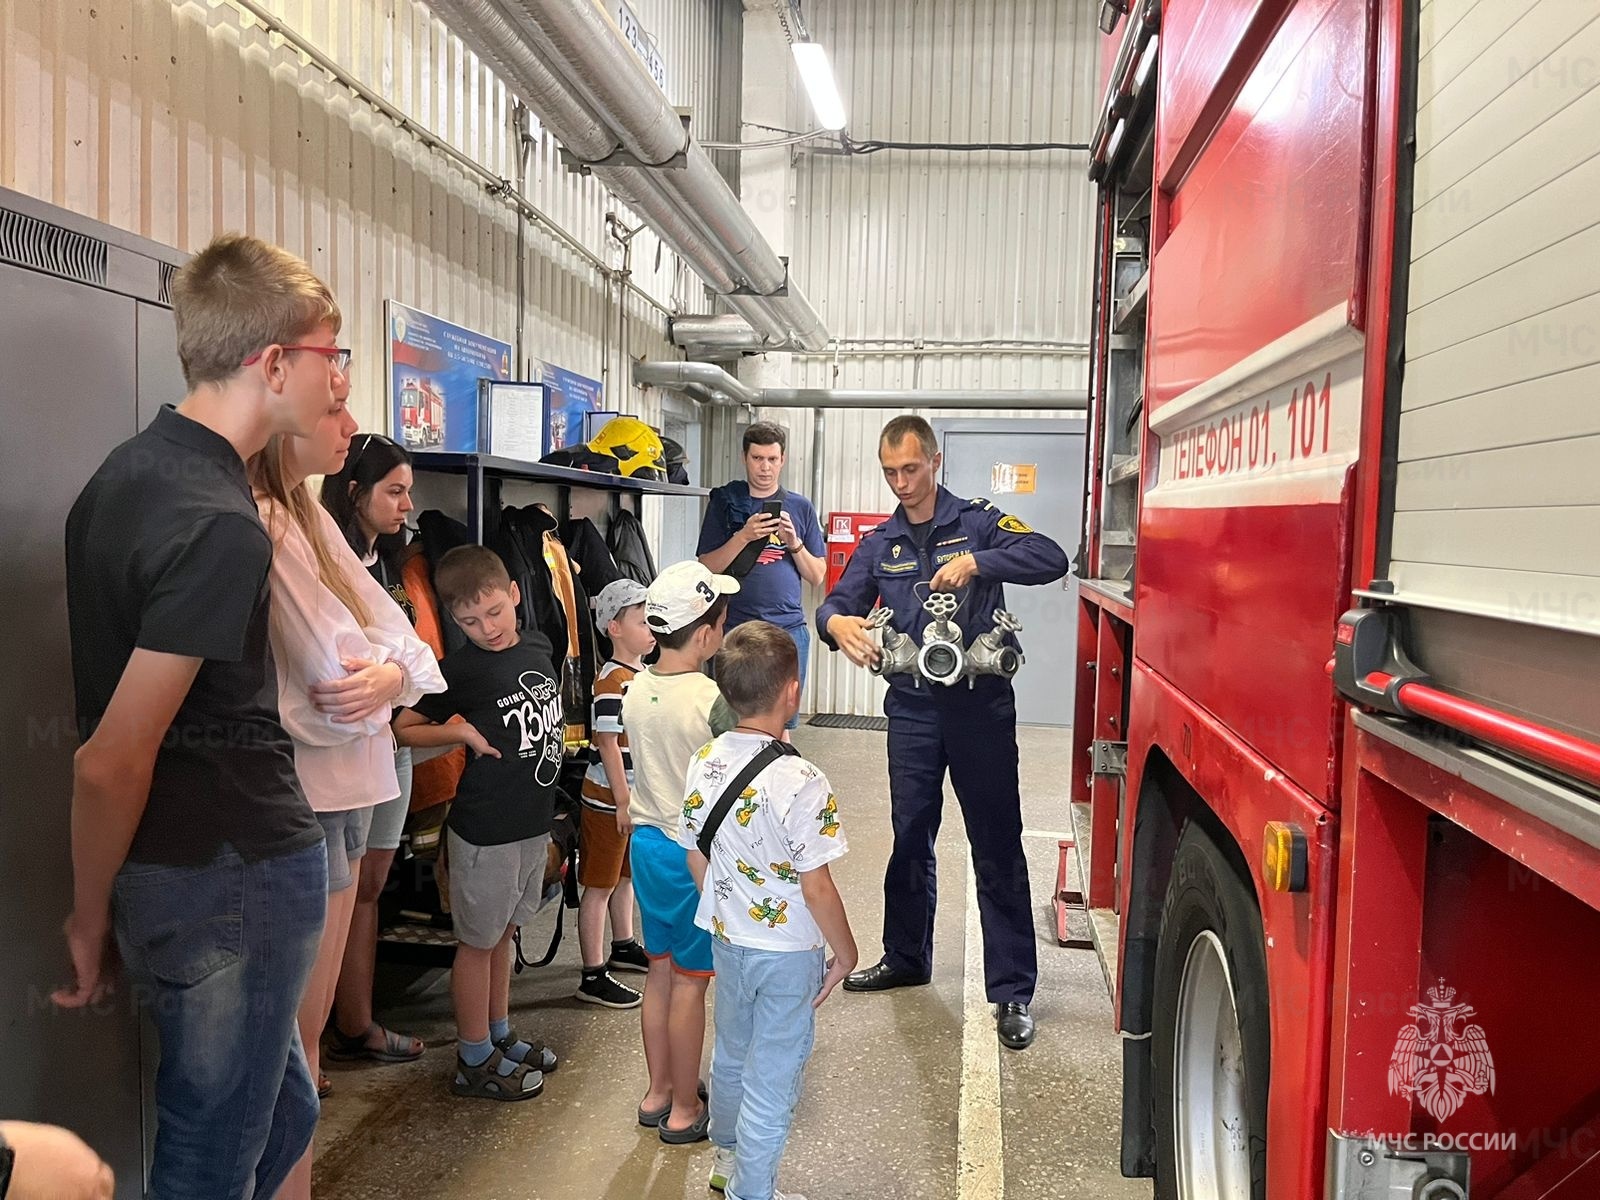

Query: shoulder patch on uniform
left=998, top=514, right=1033, bottom=534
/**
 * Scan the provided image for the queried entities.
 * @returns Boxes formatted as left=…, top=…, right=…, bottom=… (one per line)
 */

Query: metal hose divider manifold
left=865, top=595, right=1025, bottom=688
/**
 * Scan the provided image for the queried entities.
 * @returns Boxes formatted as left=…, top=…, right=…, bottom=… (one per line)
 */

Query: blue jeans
left=783, top=623, right=810, bottom=732
left=709, top=941, right=825, bottom=1200
left=112, top=841, right=327, bottom=1200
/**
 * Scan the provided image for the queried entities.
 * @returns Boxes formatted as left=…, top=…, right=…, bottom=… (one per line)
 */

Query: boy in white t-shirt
left=679, top=621, right=858, bottom=1200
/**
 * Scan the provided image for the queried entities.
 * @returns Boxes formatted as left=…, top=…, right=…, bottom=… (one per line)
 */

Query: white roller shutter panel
left=1389, top=0, right=1600, bottom=637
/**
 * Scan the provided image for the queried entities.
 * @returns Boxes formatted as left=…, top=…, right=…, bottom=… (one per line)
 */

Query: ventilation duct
left=634, top=360, right=1088, bottom=411
left=668, top=313, right=773, bottom=358
left=430, top=0, right=827, bottom=351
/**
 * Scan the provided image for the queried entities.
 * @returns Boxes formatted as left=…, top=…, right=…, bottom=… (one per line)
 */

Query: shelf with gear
left=384, top=424, right=708, bottom=969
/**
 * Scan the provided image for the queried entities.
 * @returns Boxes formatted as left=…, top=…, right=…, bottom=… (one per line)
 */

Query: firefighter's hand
left=930, top=553, right=980, bottom=592
left=741, top=510, right=781, bottom=544
left=827, top=615, right=881, bottom=669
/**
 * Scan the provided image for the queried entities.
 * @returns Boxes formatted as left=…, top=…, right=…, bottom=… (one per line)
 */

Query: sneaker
left=608, top=938, right=651, bottom=974
left=709, top=1146, right=736, bottom=1192
left=575, top=969, right=643, bottom=1009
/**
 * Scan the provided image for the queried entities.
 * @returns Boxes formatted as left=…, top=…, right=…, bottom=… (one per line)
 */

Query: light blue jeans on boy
left=710, top=940, right=826, bottom=1200
left=112, top=840, right=327, bottom=1200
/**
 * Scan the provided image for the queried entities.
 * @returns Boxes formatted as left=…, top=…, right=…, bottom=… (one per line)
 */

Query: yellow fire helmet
left=589, top=416, right=666, bottom=480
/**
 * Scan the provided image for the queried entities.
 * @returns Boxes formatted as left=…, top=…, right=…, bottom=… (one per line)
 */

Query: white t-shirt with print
left=676, top=731, right=848, bottom=952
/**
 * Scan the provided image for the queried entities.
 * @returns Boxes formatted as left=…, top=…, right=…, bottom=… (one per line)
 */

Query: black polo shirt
left=65, top=405, right=320, bottom=866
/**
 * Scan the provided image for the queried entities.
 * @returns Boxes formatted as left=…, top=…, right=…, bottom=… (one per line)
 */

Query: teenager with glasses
left=319, top=432, right=430, bottom=1077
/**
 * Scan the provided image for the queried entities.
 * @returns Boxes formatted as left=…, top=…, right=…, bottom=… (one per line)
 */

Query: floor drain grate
left=807, top=713, right=889, bottom=732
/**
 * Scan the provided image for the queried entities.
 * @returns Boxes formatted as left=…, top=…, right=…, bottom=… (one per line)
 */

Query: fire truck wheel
left=1151, top=821, right=1270, bottom=1200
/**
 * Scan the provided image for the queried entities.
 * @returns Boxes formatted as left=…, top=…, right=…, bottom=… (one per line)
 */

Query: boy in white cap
left=622, top=561, right=739, bottom=1142
left=575, top=578, right=656, bottom=1010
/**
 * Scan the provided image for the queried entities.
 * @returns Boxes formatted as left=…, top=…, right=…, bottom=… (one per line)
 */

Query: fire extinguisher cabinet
left=824, top=511, right=891, bottom=593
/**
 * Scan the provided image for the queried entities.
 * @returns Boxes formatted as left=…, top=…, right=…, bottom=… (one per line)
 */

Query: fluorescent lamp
left=792, top=41, right=847, bottom=132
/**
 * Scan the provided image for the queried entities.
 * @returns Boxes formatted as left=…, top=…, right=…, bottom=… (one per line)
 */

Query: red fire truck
left=1072, top=2, right=1600, bottom=1197
left=401, top=377, right=446, bottom=448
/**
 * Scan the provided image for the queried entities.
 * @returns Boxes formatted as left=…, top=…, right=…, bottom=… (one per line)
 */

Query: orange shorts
left=578, top=805, right=633, bottom=889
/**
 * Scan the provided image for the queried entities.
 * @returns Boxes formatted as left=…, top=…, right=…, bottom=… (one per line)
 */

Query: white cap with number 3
left=645, top=560, right=740, bottom=634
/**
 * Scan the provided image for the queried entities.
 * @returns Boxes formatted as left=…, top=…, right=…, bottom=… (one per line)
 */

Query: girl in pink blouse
left=251, top=395, right=444, bottom=1200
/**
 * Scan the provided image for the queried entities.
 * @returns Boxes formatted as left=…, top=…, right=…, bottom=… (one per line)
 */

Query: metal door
left=0, top=262, right=149, bottom=1197
left=933, top=418, right=1085, bottom=726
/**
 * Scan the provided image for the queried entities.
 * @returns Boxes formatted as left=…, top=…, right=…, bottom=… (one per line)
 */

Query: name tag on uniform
left=934, top=550, right=969, bottom=565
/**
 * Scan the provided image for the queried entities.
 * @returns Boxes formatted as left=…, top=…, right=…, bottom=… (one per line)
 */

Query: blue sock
left=460, top=1035, right=520, bottom=1077
left=487, top=1017, right=540, bottom=1064
left=459, top=1035, right=495, bottom=1067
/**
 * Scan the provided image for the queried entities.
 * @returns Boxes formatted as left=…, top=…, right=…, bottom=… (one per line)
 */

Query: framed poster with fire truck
left=386, top=300, right=514, bottom=452
left=1073, top=2, right=1600, bottom=1198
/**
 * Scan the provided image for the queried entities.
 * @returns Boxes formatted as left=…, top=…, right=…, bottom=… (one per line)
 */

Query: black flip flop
left=658, top=1103, right=710, bottom=1145
left=637, top=1080, right=709, bottom=1127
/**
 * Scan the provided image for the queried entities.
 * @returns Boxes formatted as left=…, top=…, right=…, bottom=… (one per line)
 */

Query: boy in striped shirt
left=575, top=579, right=656, bottom=1008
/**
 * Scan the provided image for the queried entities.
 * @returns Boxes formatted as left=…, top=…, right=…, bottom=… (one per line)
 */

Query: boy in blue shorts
left=622, top=561, right=739, bottom=1142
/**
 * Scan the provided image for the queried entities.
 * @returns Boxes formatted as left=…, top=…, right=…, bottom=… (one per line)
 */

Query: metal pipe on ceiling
left=667, top=314, right=1092, bottom=359
left=633, top=360, right=1088, bottom=411
left=428, top=0, right=827, bottom=350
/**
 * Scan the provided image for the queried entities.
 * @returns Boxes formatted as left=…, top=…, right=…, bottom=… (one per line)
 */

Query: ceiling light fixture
left=792, top=41, right=847, bottom=132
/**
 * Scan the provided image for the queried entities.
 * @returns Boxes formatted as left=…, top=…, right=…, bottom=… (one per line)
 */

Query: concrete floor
left=313, top=725, right=1152, bottom=1200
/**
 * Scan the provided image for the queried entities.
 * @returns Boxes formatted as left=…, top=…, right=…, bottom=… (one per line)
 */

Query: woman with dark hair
left=319, top=433, right=428, bottom=1072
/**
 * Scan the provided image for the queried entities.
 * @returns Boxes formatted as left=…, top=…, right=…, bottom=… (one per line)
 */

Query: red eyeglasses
left=242, top=345, right=353, bottom=374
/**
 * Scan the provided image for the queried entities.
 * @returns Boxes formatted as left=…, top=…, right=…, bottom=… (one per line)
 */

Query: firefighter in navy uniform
left=816, top=416, right=1068, bottom=1050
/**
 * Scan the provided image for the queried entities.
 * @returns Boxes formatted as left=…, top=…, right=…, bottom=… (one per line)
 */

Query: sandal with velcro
left=451, top=1049, right=544, bottom=1102
left=494, top=1030, right=558, bottom=1074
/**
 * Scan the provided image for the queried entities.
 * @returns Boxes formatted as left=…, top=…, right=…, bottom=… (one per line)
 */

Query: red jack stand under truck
left=1072, top=2, right=1600, bottom=1197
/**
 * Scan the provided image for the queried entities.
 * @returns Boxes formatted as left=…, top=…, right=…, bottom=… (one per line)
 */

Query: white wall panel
left=0, top=0, right=734, bottom=437
left=1392, top=0, right=1600, bottom=637
left=792, top=0, right=1097, bottom=348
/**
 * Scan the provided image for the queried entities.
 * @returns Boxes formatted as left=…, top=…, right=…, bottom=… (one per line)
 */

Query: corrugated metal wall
left=0, top=0, right=731, bottom=438
left=794, top=0, right=1097, bottom=351
left=699, top=0, right=1098, bottom=716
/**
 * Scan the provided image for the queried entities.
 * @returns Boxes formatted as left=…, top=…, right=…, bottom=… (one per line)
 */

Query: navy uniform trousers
left=882, top=678, right=1035, bottom=1005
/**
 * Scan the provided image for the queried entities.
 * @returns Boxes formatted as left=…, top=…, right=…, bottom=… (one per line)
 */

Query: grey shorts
left=366, top=748, right=414, bottom=853
left=446, top=830, right=554, bottom=950
left=316, top=807, right=375, bottom=892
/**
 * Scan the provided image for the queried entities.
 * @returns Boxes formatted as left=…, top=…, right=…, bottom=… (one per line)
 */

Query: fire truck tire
left=1151, top=821, right=1270, bottom=1200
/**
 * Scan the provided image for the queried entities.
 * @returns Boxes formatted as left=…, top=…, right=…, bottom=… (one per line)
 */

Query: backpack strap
left=697, top=740, right=799, bottom=859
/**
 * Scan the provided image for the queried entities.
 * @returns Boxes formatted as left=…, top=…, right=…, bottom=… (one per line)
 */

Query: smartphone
left=761, top=499, right=784, bottom=520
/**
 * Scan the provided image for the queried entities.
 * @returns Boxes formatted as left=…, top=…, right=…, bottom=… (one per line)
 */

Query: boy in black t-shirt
left=394, top=546, right=563, bottom=1101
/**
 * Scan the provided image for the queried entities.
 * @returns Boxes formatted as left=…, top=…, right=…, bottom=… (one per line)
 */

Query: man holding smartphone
left=697, top=422, right=826, bottom=730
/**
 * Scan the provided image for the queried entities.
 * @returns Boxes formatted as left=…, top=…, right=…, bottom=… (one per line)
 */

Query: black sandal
left=451, top=1049, right=544, bottom=1102
left=494, top=1030, right=558, bottom=1074
left=638, top=1080, right=710, bottom=1128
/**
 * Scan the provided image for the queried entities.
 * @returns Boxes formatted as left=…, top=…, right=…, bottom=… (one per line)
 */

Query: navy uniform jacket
left=816, top=486, right=1069, bottom=703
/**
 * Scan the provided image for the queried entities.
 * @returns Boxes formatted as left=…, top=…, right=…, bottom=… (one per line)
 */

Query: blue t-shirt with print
left=697, top=481, right=825, bottom=631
